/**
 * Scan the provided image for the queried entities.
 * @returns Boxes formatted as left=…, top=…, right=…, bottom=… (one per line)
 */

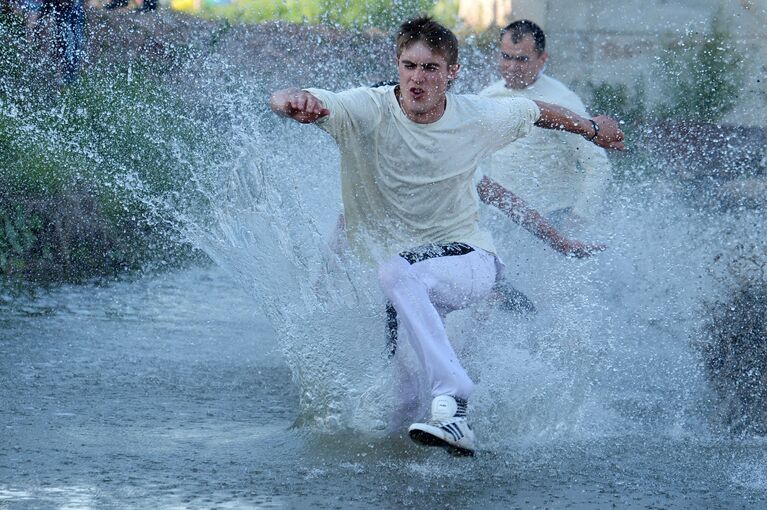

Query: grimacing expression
left=397, top=41, right=460, bottom=123
left=499, top=32, right=548, bottom=89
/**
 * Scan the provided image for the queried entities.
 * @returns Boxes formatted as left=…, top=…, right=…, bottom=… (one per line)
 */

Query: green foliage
left=0, top=205, right=41, bottom=275
left=328, top=0, right=438, bottom=30
left=587, top=15, right=746, bottom=128
left=0, top=49, right=222, bottom=283
left=199, top=0, right=321, bottom=24
left=200, top=0, right=445, bottom=29
left=429, top=0, right=459, bottom=26
left=585, top=81, right=650, bottom=181
left=586, top=15, right=748, bottom=182
left=588, top=81, right=647, bottom=127
left=656, top=18, right=745, bottom=122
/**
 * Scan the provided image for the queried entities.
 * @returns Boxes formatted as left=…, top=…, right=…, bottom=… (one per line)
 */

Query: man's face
left=396, top=41, right=460, bottom=123
left=499, top=33, right=547, bottom=89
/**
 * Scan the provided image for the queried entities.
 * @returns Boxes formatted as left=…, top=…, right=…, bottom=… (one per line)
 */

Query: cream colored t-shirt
left=479, top=75, right=612, bottom=220
left=305, top=85, right=540, bottom=261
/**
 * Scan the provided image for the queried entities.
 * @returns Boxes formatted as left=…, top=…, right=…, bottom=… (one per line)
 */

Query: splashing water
left=177, top=97, right=396, bottom=433
left=160, top=73, right=746, bottom=451
left=4, top=12, right=767, bottom=508
left=22, top=13, right=753, bottom=455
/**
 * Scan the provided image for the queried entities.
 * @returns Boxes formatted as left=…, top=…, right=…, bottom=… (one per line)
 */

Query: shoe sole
left=409, top=429, right=475, bottom=457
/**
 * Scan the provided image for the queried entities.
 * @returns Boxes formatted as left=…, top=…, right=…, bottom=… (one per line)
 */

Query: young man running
left=269, top=16, right=624, bottom=456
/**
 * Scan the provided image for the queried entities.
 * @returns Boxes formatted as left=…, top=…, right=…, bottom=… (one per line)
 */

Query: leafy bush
left=588, top=81, right=647, bottom=128
left=655, top=18, right=745, bottom=123
left=198, top=0, right=442, bottom=29
left=588, top=15, right=745, bottom=126
left=1, top=13, right=223, bottom=284
left=586, top=16, right=749, bottom=183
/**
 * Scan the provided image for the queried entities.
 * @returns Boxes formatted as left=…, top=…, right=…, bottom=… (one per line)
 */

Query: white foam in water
left=731, top=446, right=767, bottom=491
left=163, top=67, right=758, bottom=450
left=177, top=100, right=711, bottom=443
left=181, top=103, right=401, bottom=433
left=183, top=113, right=713, bottom=446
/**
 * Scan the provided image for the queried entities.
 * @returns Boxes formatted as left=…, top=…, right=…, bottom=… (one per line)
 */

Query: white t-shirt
left=305, top=85, right=540, bottom=261
left=479, top=75, right=612, bottom=220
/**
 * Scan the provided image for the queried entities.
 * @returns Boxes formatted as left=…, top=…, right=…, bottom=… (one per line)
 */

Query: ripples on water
left=3, top=24, right=767, bottom=508
left=3, top=135, right=766, bottom=508
left=178, top=85, right=767, bottom=504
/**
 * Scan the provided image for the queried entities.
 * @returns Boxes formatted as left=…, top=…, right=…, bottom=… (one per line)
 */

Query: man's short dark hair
left=396, top=16, right=459, bottom=66
left=500, top=20, right=546, bottom=54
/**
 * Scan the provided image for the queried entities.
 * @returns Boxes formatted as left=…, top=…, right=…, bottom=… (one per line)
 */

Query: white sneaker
left=408, top=395, right=476, bottom=457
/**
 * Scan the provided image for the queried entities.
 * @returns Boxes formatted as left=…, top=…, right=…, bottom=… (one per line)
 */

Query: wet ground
left=2, top=267, right=766, bottom=509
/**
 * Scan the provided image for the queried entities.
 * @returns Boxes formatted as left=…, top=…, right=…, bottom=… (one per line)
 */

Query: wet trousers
left=377, top=244, right=498, bottom=400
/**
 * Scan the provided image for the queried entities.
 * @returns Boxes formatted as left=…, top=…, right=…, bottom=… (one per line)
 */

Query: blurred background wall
left=459, top=0, right=766, bottom=127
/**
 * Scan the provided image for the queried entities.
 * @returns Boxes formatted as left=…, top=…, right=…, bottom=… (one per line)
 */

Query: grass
left=1, top=9, right=224, bottom=284
left=193, top=0, right=454, bottom=29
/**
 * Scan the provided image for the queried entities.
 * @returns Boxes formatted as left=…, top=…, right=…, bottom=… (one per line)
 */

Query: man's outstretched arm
left=476, top=175, right=605, bottom=258
left=269, top=88, right=330, bottom=124
left=534, top=101, right=625, bottom=151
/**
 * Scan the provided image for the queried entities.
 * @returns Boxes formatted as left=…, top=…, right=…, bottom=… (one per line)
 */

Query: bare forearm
left=477, top=176, right=567, bottom=249
left=533, top=101, right=625, bottom=150
left=477, top=175, right=605, bottom=257
left=534, top=100, right=594, bottom=137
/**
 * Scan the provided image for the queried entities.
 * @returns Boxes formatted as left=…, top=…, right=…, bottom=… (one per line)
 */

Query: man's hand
left=555, top=239, right=607, bottom=258
left=590, top=115, right=625, bottom=150
left=534, top=101, right=625, bottom=151
left=269, top=88, right=330, bottom=124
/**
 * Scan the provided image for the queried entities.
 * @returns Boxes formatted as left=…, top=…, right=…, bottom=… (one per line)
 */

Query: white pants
left=377, top=245, right=498, bottom=400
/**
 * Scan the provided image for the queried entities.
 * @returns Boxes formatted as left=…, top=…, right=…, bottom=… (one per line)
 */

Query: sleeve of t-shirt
left=483, top=97, right=541, bottom=153
left=303, top=87, right=381, bottom=140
